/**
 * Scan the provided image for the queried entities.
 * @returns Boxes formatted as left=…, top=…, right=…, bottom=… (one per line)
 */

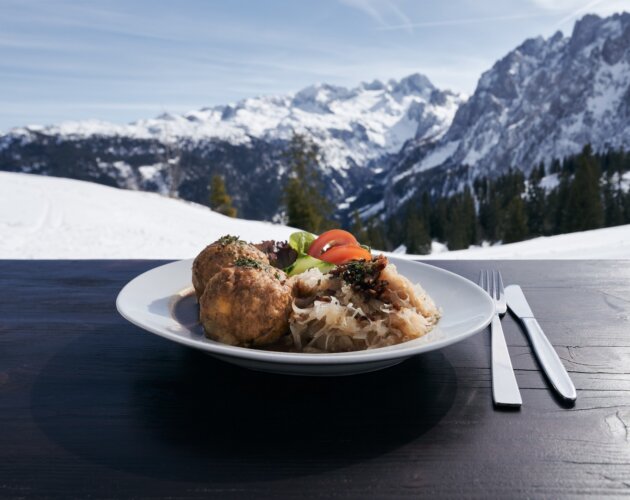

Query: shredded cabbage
left=288, top=264, right=440, bottom=353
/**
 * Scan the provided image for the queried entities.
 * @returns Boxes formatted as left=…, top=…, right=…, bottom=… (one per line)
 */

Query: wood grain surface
left=1, top=260, right=630, bottom=499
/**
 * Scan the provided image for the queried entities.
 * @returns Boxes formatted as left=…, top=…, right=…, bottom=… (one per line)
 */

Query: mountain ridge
left=369, top=12, right=630, bottom=219
left=0, top=73, right=462, bottom=219
left=2, top=73, right=462, bottom=173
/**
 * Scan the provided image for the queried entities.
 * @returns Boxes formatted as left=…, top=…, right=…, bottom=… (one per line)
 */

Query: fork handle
left=491, top=315, right=522, bottom=407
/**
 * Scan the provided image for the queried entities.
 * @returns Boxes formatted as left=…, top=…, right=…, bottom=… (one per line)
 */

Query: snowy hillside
left=420, top=225, right=630, bottom=259
left=0, top=172, right=294, bottom=259
left=2, top=172, right=628, bottom=259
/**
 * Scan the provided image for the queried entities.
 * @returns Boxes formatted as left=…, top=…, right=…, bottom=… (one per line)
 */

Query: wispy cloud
left=385, top=2, right=414, bottom=31
left=376, top=12, right=548, bottom=31
left=340, top=0, right=388, bottom=25
left=529, top=0, right=629, bottom=28
left=531, top=0, right=599, bottom=10
left=339, top=0, right=414, bottom=33
left=554, top=0, right=607, bottom=27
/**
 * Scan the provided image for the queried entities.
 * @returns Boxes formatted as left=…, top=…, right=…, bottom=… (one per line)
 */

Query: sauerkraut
left=289, top=255, right=439, bottom=353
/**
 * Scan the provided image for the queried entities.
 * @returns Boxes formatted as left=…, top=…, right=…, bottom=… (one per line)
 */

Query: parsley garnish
left=234, top=257, right=264, bottom=269
left=217, top=235, right=243, bottom=246
left=331, top=256, right=388, bottom=299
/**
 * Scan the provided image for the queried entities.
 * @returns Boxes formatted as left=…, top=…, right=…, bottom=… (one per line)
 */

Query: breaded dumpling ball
left=199, top=260, right=294, bottom=347
left=192, top=235, right=269, bottom=299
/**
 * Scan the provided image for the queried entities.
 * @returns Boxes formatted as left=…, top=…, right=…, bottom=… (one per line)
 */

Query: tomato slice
left=308, top=229, right=358, bottom=258
left=319, top=243, right=371, bottom=265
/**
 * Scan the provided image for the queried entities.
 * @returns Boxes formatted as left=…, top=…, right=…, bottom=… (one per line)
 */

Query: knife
left=505, top=285, right=577, bottom=402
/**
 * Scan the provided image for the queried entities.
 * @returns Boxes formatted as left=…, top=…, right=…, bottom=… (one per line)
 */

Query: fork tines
left=479, top=270, right=506, bottom=315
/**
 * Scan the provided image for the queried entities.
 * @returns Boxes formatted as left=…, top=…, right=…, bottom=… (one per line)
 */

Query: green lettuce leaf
left=285, top=231, right=334, bottom=277
left=288, top=231, right=316, bottom=255
left=285, top=255, right=334, bottom=277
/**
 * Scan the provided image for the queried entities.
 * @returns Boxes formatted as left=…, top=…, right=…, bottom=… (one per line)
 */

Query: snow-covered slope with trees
left=2, top=172, right=628, bottom=259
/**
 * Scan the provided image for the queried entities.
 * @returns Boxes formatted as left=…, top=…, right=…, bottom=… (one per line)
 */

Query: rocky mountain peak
left=361, top=79, right=386, bottom=91
left=390, top=73, right=435, bottom=96
left=371, top=11, right=630, bottom=218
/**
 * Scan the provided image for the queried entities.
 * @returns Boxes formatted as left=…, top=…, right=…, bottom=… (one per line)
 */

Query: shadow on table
left=31, top=327, right=457, bottom=483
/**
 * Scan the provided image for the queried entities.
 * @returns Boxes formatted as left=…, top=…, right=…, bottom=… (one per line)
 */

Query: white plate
left=116, top=258, right=494, bottom=376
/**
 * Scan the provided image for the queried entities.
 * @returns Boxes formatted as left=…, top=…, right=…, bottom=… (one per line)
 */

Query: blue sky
left=1, top=0, right=627, bottom=130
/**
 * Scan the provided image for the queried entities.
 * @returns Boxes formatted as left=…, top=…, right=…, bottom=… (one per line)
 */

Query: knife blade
left=505, top=285, right=577, bottom=402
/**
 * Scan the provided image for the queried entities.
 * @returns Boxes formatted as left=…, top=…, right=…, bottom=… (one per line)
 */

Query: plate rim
left=116, top=257, right=494, bottom=365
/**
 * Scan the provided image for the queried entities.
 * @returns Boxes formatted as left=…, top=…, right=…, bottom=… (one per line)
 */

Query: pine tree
left=503, top=195, right=529, bottom=243
left=350, top=210, right=368, bottom=243
left=405, top=206, right=431, bottom=254
left=543, top=189, right=557, bottom=235
left=550, top=158, right=561, bottom=174
left=564, top=144, right=604, bottom=232
left=366, top=218, right=388, bottom=251
left=557, top=184, right=570, bottom=233
left=209, top=174, right=237, bottom=217
left=430, top=198, right=448, bottom=242
left=526, top=166, right=546, bottom=236
left=283, top=133, right=333, bottom=233
left=461, top=187, right=477, bottom=246
left=478, top=178, right=499, bottom=242
left=420, top=191, right=432, bottom=234
left=445, top=196, right=466, bottom=250
left=603, top=171, right=623, bottom=226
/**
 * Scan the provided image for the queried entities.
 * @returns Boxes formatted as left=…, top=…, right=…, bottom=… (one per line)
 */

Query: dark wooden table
left=2, top=260, right=630, bottom=499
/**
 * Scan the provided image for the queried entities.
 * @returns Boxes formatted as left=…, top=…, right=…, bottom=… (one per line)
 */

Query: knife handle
left=521, top=317, right=577, bottom=401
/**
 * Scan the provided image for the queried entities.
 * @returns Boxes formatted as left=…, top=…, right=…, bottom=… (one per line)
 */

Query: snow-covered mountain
left=8, top=74, right=460, bottom=171
left=367, top=12, right=630, bottom=218
left=3, top=12, right=630, bottom=223
left=0, top=74, right=461, bottom=219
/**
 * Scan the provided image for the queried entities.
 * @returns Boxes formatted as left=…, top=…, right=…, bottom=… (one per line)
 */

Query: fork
left=479, top=270, right=522, bottom=407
